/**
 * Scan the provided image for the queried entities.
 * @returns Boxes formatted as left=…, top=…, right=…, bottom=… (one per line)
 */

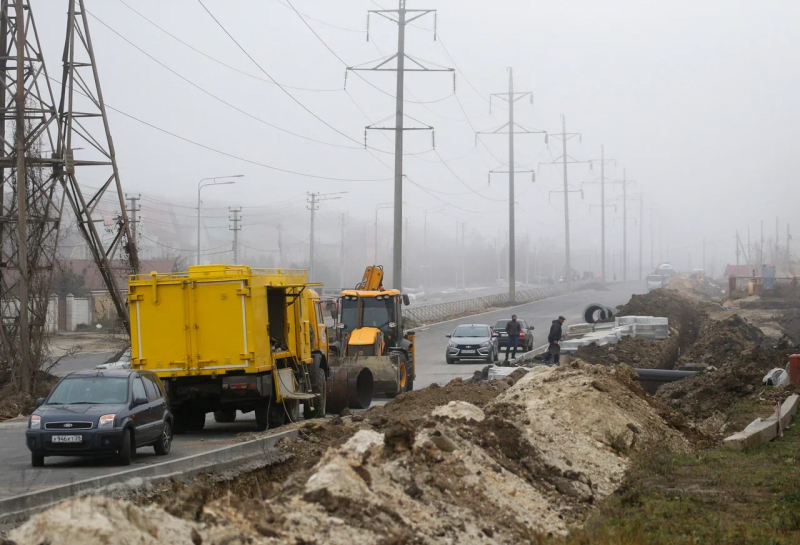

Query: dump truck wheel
left=268, top=400, right=286, bottom=428
left=187, top=411, right=206, bottom=432
left=304, top=368, right=327, bottom=419
left=213, top=409, right=237, bottom=423
left=173, top=411, right=187, bottom=434
left=255, top=401, right=269, bottom=431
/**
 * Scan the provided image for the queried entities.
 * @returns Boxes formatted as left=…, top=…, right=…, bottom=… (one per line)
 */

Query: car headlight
left=98, top=414, right=116, bottom=429
left=29, top=415, right=40, bottom=430
left=480, top=341, right=491, bottom=348
left=448, top=341, right=457, bottom=348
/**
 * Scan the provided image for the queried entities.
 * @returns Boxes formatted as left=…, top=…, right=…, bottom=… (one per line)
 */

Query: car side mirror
left=529, top=326, right=535, bottom=330
left=133, top=397, right=148, bottom=407
left=445, top=334, right=451, bottom=338
left=36, top=397, right=45, bottom=407
left=402, top=294, right=411, bottom=306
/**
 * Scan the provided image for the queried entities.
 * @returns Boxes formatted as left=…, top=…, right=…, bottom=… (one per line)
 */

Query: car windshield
left=47, top=377, right=128, bottom=405
left=453, top=325, right=490, bottom=337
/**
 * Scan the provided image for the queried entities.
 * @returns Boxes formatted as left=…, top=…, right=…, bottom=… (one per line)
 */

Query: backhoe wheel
left=304, top=368, right=327, bottom=419
left=214, top=409, right=237, bottom=423
left=386, top=355, right=409, bottom=398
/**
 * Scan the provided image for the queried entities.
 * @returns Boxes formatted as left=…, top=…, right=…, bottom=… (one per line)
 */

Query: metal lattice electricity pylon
left=0, top=0, right=67, bottom=392
left=58, top=0, right=139, bottom=330
left=476, top=68, right=546, bottom=303
left=347, top=0, right=452, bottom=290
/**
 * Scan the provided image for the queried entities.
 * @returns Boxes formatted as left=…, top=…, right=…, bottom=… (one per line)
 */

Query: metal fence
left=402, top=281, right=592, bottom=325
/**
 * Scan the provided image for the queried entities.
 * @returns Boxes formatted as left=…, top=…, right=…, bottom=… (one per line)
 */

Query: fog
left=35, top=0, right=800, bottom=288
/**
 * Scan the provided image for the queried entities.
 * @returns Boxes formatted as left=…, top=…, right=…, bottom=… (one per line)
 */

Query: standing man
left=504, top=314, right=523, bottom=361
left=543, top=316, right=566, bottom=365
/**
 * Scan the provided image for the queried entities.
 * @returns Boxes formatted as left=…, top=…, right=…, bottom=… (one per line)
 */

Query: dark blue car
left=26, top=369, right=173, bottom=467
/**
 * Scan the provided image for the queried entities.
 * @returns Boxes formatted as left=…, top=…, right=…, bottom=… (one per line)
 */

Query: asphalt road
left=411, top=281, right=646, bottom=389
left=0, top=281, right=643, bottom=500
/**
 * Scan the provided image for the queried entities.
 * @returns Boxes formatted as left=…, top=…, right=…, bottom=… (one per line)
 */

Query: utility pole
left=702, top=236, right=706, bottom=273
left=775, top=217, right=779, bottom=268
left=649, top=207, right=654, bottom=272
left=307, top=192, right=345, bottom=281
left=350, top=1, right=451, bottom=290
left=126, top=194, right=141, bottom=245
left=339, top=213, right=348, bottom=288
left=608, top=170, right=636, bottom=281
left=787, top=224, right=792, bottom=274
left=525, top=230, right=530, bottom=285
left=584, top=145, right=616, bottom=280
left=229, top=207, right=242, bottom=264
left=736, top=230, right=740, bottom=270
left=477, top=68, right=545, bottom=302
left=760, top=220, right=764, bottom=273
left=639, top=194, right=644, bottom=280
left=461, top=222, right=466, bottom=289
left=541, top=115, right=589, bottom=283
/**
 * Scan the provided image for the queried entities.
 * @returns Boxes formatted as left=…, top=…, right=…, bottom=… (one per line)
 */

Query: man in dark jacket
left=542, top=316, right=566, bottom=364
left=504, top=314, right=523, bottom=361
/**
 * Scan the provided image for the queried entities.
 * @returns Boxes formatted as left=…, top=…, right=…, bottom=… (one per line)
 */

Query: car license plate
left=52, top=435, right=82, bottom=443
left=461, top=350, right=476, bottom=354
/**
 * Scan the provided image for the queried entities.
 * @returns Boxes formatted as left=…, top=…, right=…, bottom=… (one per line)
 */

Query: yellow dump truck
left=128, top=265, right=328, bottom=432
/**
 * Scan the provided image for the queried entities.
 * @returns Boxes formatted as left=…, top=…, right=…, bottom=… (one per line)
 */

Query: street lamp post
left=197, top=175, right=243, bottom=265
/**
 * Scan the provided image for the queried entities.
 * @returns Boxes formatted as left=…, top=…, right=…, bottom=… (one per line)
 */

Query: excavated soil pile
left=778, top=309, right=800, bottom=344
left=677, top=314, right=766, bottom=368
left=614, top=289, right=705, bottom=351
left=656, top=339, right=798, bottom=433
left=574, top=336, right=679, bottom=370
left=10, top=362, right=688, bottom=545
left=0, top=370, right=58, bottom=418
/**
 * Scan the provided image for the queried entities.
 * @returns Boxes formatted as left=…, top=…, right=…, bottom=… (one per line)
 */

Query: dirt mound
left=678, top=314, right=766, bottom=367
left=0, top=370, right=59, bottom=418
left=656, top=342, right=797, bottom=431
left=614, top=289, right=705, bottom=350
left=364, top=369, right=527, bottom=427
left=574, top=336, right=679, bottom=370
left=778, top=309, right=800, bottom=343
left=13, top=363, right=689, bottom=544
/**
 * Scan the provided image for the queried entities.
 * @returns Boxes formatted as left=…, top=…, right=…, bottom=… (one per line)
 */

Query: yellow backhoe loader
left=329, top=265, right=415, bottom=397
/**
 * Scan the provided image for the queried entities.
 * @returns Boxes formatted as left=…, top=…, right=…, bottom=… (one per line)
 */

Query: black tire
left=446, top=357, right=455, bottom=365
left=493, top=347, right=499, bottom=362
left=213, top=409, right=237, bottom=423
left=31, top=454, right=44, bottom=467
left=255, top=400, right=269, bottom=432
left=118, top=428, right=133, bottom=466
left=173, top=411, right=187, bottom=435
left=303, top=368, right=327, bottom=420
left=485, top=348, right=494, bottom=363
left=154, top=421, right=172, bottom=455
left=284, top=400, right=300, bottom=423
left=268, top=400, right=288, bottom=428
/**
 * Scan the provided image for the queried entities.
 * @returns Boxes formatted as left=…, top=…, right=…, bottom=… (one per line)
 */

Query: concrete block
left=723, top=418, right=779, bottom=451
left=780, top=394, right=799, bottom=429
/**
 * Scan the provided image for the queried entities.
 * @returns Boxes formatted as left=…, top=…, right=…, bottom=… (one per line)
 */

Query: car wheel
left=304, top=368, right=327, bottom=419
left=446, top=356, right=455, bottom=365
left=118, top=429, right=133, bottom=466
left=154, top=421, right=172, bottom=455
left=485, top=349, right=494, bottom=363
left=493, top=347, right=499, bottom=362
left=213, top=409, right=237, bottom=423
left=31, top=454, right=44, bottom=468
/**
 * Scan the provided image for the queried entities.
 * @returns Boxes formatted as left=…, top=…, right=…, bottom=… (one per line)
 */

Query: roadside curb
left=723, top=395, right=799, bottom=451
left=0, top=428, right=298, bottom=525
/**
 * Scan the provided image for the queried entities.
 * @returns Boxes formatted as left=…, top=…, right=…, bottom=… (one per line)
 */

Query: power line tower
left=475, top=68, right=546, bottom=303
left=582, top=145, right=616, bottom=281
left=608, top=170, right=636, bottom=281
left=540, top=115, right=589, bottom=284
left=307, top=192, right=345, bottom=281
left=348, top=0, right=452, bottom=290
left=229, top=207, right=241, bottom=264
left=0, top=0, right=66, bottom=392
left=126, top=194, right=141, bottom=245
left=59, top=0, right=139, bottom=328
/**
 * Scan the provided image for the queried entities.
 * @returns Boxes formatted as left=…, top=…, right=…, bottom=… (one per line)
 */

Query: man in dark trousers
left=543, top=316, right=566, bottom=365
left=504, top=314, right=523, bottom=361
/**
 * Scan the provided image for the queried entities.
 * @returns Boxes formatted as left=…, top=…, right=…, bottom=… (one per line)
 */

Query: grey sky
left=35, top=0, right=800, bottom=274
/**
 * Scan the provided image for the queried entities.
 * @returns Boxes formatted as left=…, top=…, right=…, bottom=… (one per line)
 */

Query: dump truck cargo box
left=128, top=265, right=313, bottom=378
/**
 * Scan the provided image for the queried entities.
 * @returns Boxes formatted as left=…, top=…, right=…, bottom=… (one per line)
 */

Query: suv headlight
left=448, top=341, right=457, bottom=348
left=29, top=415, right=41, bottom=430
left=480, top=341, right=491, bottom=348
left=98, top=414, right=116, bottom=429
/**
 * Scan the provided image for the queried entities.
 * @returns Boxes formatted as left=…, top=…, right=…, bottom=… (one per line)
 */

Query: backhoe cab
left=330, top=265, right=415, bottom=397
